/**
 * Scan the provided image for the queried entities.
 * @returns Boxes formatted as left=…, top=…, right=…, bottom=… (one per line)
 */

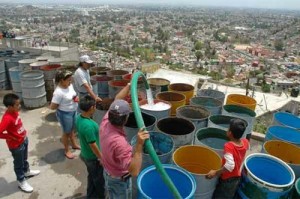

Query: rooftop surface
left=0, top=88, right=264, bottom=198
left=149, top=68, right=300, bottom=116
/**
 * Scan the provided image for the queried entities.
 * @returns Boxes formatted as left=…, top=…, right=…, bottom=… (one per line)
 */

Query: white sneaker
left=18, top=180, right=33, bottom=193
left=25, top=170, right=40, bottom=177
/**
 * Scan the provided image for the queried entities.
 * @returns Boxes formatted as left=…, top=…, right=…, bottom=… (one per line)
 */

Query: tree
left=195, top=51, right=203, bottom=62
left=274, top=40, right=284, bottom=51
left=194, top=41, right=203, bottom=50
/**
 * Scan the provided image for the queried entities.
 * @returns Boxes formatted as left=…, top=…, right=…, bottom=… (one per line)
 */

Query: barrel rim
left=137, top=164, right=197, bottom=199
left=20, top=70, right=44, bottom=80
left=190, top=96, right=223, bottom=107
left=244, top=153, right=295, bottom=188
left=209, top=115, right=248, bottom=127
left=176, top=105, right=210, bottom=121
left=125, top=111, right=157, bottom=129
left=168, top=83, right=195, bottom=92
left=156, top=116, right=196, bottom=135
left=223, top=104, right=256, bottom=117
left=296, top=178, right=300, bottom=195
left=227, top=93, right=257, bottom=104
left=274, top=112, right=300, bottom=129
left=139, top=99, right=172, bottom=112
left=263, top=140, right=300, bottom=166
left=156, top=91, right=186, bottom=102
left=131, top=131, right=175, bottom=157
left=172, top=145, right=222, bottom=175
left=267, top=125, right=300, bottom=145
left=147, top=77, right=170, bottom=86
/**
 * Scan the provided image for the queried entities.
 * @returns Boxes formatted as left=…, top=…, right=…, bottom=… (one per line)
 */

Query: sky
left=1, top=0, right=300, bottom=10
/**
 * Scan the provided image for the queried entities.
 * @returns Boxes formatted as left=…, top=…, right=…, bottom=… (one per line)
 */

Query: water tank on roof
left=291, top=87, right=299, bottom=98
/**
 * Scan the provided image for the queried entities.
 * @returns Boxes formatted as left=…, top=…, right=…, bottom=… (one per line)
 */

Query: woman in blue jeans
left=50, top=70, right=80, bottom=159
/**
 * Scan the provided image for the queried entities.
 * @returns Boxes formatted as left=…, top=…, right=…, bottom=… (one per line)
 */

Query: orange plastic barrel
left=263, top=140, right=300, bottom=178
left=226, top=94, right=257, bottom=111
left=173, top=145, right=222, bottom=198
left=169, top=83, right=194, bottom=105
left=156, top=91, right=186, bottom=116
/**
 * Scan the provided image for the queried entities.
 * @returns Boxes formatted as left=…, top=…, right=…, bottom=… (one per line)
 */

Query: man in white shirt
left=74, top=55, right=102, bottom=102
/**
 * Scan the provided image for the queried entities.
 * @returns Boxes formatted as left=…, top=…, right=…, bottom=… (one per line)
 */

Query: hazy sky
left=1, top=0, right=300, bottom=10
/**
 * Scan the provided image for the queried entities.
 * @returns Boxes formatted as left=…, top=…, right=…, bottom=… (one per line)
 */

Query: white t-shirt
left=51, top=84, right=78, bottom=112
left=73, top=67, right=92, bottom=94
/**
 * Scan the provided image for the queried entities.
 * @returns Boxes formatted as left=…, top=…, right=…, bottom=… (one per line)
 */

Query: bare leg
left=62, top=133, right=75, bottom=159
left=70, top=131, right=80, bottom=150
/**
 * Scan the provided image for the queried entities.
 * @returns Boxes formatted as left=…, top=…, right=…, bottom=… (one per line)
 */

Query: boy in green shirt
left=76, top=95, right=105, bottom=198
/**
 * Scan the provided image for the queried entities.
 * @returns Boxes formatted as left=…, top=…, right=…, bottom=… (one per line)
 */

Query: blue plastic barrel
left=238, top=153, right=295, bottom=199
left=137, top=164, right=196, bottom=199
left=273, top=112, right=300, bottom=130
left=265, top=126, right=300, bottom=147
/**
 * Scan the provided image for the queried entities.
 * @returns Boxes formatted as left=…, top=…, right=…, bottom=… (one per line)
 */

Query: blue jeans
left=56, top=109, right=76, bottom=133
left=9, top=137, right=29, bottom=182
left=103, top=171, right=132, bottom=199
left=81, top=156, right=105, bottom=199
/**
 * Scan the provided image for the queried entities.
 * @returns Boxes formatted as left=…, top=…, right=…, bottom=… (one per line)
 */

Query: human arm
left=128, top=129, right=149, bottom=177
left=206, top=146, right=235, bottom=179
left=89, top=142, right=102, bottom=160
left=82, top=83, right=102, bottom=102
left=49, top=102, right=59, bottom=110
left=0, top=118, right=14, bottom=140
left=49, top=89, right=61, bottom=110
left=115, top=83, right=130, bottom=100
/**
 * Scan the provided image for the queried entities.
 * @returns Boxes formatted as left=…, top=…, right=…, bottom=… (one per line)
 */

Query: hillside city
left=1, top=3, right=300, bottom=199
left=1, top=4, right=300, bottom=96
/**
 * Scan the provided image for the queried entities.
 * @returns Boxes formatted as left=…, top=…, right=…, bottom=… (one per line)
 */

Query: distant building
left=141, top=62, right=160, bottom=74
left=1, top=36, right=79, bottom=60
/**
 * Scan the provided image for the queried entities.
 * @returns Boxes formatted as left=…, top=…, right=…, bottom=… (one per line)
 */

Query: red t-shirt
left=221, top=138, right=249, bottom=180
left=0, top=111, right=27, bottom=149
left=99, top=113, right=133, bottom=177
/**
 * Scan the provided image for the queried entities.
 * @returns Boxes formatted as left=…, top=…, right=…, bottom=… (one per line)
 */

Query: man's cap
left=79, top=55, right=93, bottom=64
left=108, top=99, right=131, bottom=116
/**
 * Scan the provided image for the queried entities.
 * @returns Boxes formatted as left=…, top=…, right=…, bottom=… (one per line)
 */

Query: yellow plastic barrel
left=169, top=83, right=195, bottom=105
left=173, top=145, right=222, bottom=199
left=156, top=91, right=186, bottom=116
left=226, top=94, right=257, bottom=111
left=148, top=78, right=170, bottom=92
left=263, top=140, right=300, bottom=178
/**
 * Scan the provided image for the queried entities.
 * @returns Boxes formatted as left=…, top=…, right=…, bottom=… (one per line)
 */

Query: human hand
left=95, top=96, right=102, bottom=103
left=137, top=129, right=149, bottom=146
left=73, top=95, right=79, bottom=102
left=206, top=170, right=217, bottom=179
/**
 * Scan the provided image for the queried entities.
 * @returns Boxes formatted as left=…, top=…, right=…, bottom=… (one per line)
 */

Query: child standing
left=0, top=93, right=40, bottom=193
left=76, top=95, right=105, bottom=198
left=206, top=118, right=249, bottom=199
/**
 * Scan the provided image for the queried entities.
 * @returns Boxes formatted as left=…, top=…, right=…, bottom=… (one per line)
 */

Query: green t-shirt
left=76, top=115, right=100, bottom=160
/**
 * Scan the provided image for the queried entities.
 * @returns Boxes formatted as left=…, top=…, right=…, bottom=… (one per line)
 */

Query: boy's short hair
left=3, top=93, right=19, bottom=107
left=79, top=95, right=96, bottom=112
left=229, top=119, right=246, bottom=139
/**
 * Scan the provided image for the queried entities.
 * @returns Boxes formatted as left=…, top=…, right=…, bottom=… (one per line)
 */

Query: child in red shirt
left=0, top=93, right=40, bottom=193
left=206, top=118, right=249, bottom=199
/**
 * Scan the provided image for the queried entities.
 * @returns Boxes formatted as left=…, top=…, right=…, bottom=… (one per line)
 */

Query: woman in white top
left=50, top=70, right=80, bottom=159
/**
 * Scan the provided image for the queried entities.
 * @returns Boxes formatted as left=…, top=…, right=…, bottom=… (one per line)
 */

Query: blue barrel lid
left=274, top=112, right=300, bottom=129
left=267, top=126, right=300, bottom=145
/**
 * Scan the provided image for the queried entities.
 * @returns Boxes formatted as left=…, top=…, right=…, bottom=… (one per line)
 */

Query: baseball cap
left=79, top=55, right=93, bottom=64
left=108, top=99, right=131, bottom=116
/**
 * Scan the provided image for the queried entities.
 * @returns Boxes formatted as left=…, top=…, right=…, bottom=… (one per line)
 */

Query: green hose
left=130, top=71, right=182, bottom=199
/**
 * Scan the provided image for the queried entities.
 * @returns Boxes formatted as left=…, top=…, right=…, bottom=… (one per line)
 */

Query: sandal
left=72, top=145, right=81, bottom=150
left=65, top=152, right=75, bottom=159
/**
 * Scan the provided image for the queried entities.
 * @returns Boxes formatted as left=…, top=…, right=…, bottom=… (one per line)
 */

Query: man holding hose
left=99, top=83, right=149, bottom=199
